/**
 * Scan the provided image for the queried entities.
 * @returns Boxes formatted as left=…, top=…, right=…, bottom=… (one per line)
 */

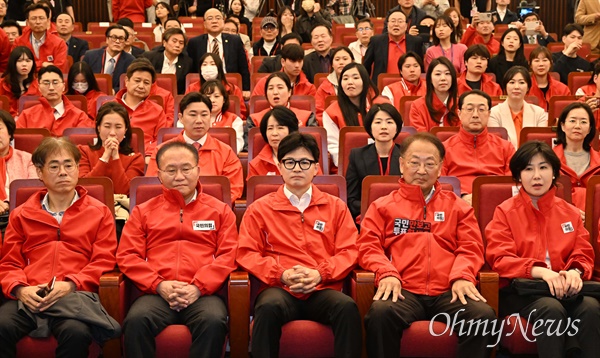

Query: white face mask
left=201, top=65, right=219, bottom=81
left=72, top=82, right=88, bottom=94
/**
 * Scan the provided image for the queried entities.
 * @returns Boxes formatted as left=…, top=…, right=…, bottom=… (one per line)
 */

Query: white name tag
left=182, top=23, right=193, bottom=28
left=561, top=222, right=574, bottom=234
left=434, top=212, right=445, bottom=222
left=344, top=23, right=354, bottom=28
left=313, top=220, right=326, bottom=232
left=99, top=22, right=110, bottom=27
left=141, top=22, right=152, bottom=28
left=511, top=185, right=520, bottom=197
left=193, top=220, right=215, bottom=231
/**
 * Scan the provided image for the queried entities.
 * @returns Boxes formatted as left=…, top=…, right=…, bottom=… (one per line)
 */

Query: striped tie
left=212, top=38, right=219, bottom=56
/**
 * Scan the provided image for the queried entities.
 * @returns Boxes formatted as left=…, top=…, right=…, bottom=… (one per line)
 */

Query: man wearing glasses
left=14, top=3, right=68, bottom=73
left=348, top=18, right=374, bottom=63
left=252, top=15, right=281, bottom=56
left=237, top=132, right=362, bottom=358
left=82, top=24, right=136, bottom=93
left=358, top=132, right=496, bottom=358
left=117, top=140, right=238, bottom=358
left=17, top=65, right=92, bottom=136
left=0, top=137, right=119, bottom=357
left=442, top=90, right=515, bottom=206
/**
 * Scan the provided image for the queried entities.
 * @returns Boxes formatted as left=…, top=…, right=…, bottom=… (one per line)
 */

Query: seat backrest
left=63, top=127, right=144, bottom=154
left=431, top=126, right=509, bottom=142
left=377, top=73, right=401, bottom=94
left=129, top=175, right=232, bottom=208
left=291, top=95, right=316, bottom=113
left=225, top=73, right=242, bottom=89
left=251, top=56, right=266, bottom=73
left=360, top=175, right=461, bottom=219
left=568, top=71, right=593, bottom=95
left=14, top=128, right=51, bottom=153
left=314, top=73, right=328, bottom=89
left=18, top=95, right=40, bottom=113
left=584, top=176, right=600, bottom=278
left=0, top=95, right=9, bottom=112
left=93, top=73, right=113, bottom=95
left=9, top=177, right=115, bottom=215
left=333, top=25, right=357, bottom=43
left=65, top=94, right=87, bottom=111
left=518, top=126, right=557, bottom=148
left=251, top=73, right=269, bottom=92
left=96, top=95, right=115, bottom=113
left=399, top=96, right=420, bottom=126
left=548, top=42, right=591, bottom=60
left=156, top=74, right=177, bottom=94
left=246, top=175, right=347, bottom=206
left=548, top=96, right=579, bottom=126
left=185, top=73, right=199, bottom=88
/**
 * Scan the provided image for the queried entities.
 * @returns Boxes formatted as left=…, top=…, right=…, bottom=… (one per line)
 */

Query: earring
left=553, top=176, right=555, bottom=179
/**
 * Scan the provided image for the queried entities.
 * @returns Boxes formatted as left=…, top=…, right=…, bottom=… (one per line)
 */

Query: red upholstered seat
left=16, top=337, right=101, bottom=358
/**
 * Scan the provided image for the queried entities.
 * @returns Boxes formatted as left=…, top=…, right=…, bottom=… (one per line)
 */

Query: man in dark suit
left=363, top=9, right=423, bottom=86
left=143, top=28, right=193, bottom=95
left=521, top=13, right=556, bottom=47
left=301, top=25, right=334, bottom=84
left=82, top=25, right=135, bottom=93
left=56, top=13, right=88, bottom=62
left=117, top=18, right=147, bottom=58
left=493, top=0, right=519, bottom=24
left=187, top=8, right=250, bottom=97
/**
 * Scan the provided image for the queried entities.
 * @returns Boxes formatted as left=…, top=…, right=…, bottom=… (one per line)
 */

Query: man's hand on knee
left=14, top=285, right=44, bottom=313
left=374, top=276, right=404, bottom=302
left=39, top=281, right=76, bottom=312
left=450, top=279, right=486, bottom=305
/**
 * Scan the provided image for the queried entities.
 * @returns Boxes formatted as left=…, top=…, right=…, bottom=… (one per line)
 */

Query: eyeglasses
left=262, top=26, right=277, bottom=31
left=461, top=105, right=489, bottom=114
left=108, top=35, right=126, bottom=42
left=404, top=159, right=439, bottom=172
left=46, top=162, right=77, bottom=174
left=388, top=19, right=406, bottom=25
left=281, top=158, right=316, bottom=170
left=40, top=80, right=64, bottom=87
left=357, top=27, right=372, bottom=32
left=159, top=166, right=198, bottom=177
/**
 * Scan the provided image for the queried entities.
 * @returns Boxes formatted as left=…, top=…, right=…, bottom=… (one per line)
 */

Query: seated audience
left=302, top=25, right=335, bottom=84
left=17, top=65, right=91, bottom=136
left=0, top=20, right=22, bottom=46
left=493, top=0, right=518, bottom=24
left=457, top=45, right=502, bottom=96
left=489, top=67, right=548, bottom=148
left=383, top=0, right=427, bottom=34
left=78, top=102, right=145, bottom=196
left=117, top=141, right=237, bottom=358
left=358, top=132, right=496, bottom=357
left=278, top=5, right=296, bottom=38
left=487, top=29, right=529, bottom=84
left=237, top=132, right=362, bottom=358
left=346, top=104, right=402, bottom=222
left=485, top=140, right=600, bottom=358
left=295, top=0, right=332, bottom=43
left=223, top=17, right=252, bottom=61
left=153, top=1, right=179, bottom=42
left=315, top=46, right=355, bottom=123
left=575, top=63, right=600, bottom=124
left=442, top=90, right=515, bottom=204
left=253, top=15, right=280, bottom=56
left=146, top=93, right=244, bottom=201
left=425, top=14, right=467, bottom=73
left=409, top=57, right=459, bottom=131
left=461, top=12, right=500, bottom=55
left=258, top=33, right=302, bottom=73
left=0, top=46, right=40, bottom=118
left=349, top=18, right=375, bottom=64
left=520, top=12, right=556, bottom=46
left=323, top=63, right=379, bottom=168
left=444, top=7, right=464, bottom=42
left=56, top=13, right=88, bottom=62
left=247, top=106, right=299, bottom=179
left=228, top=0, right=252, bottom=38
left=66, top=61, right=108, bottom=120
left=117, top=19, right=147, bottom=57
left=0, top=137, right=119, bottom=357
left=381, top=52, right=427, bottom=110
left=200, top=80, right=244, bottom=154
left=527, top=46, right=571, bottom=111
left=552, top=23, right=593, bottom=84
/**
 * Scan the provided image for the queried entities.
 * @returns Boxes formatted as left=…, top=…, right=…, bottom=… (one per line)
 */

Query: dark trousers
left=365, top=289, right=496, bottom=358
left=0, top=300, right=92, bottom=358
left=123, top=294, right=228, bottom=358
left=252, top=288, right=362, bottom=358
left=501, top=291, right=600, bottom=358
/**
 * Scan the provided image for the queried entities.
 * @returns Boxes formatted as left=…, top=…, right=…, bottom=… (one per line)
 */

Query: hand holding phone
left=36, top=276, right=56, bottom=298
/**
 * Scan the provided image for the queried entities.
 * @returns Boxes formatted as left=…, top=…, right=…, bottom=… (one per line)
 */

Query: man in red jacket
left=457, top=45, right=502, bottom=97
left=0, top=137, right=118, bottom=357
left=237, top=132, right=362, bottom=358
left=358, top=133, right=496, bottom=358
left=461, top=12, right=500, bottom=56
left=117, top=141, right=237, bottom=358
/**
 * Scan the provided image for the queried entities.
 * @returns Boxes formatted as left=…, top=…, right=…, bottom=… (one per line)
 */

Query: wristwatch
left=571, top=268, right=583, bottom=277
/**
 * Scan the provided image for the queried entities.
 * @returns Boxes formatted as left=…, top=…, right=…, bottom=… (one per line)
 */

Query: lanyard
left=377, top=145, right=395, bottom=176
left=440, top=44, right=454, bottom=64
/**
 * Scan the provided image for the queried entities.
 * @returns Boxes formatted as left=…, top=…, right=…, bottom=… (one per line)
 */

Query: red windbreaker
left=17, top=95, right=93, bottom=136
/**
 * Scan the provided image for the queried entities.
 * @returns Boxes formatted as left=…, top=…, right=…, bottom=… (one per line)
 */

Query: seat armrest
left=478, top=270, right=499, bottom=315
left=98, top=270, right=124, bottom=358
left=228, top=271, right=250, bottom=358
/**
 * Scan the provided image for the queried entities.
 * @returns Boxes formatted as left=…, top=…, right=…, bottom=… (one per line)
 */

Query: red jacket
left=249, top=106, right=314, bottom=128
left=237, top=185, right=358, bottom=300
left=442, top=127, right=515, bottom=194
left=0, top=29, right=9, bottom=74
left=528, top=75, right=571, bottom=111
left=117, top=181, right=238, bottom=295
left=460, top=26, right=500, bottom=55
left=409, top=95, right=458, bottom=132
left=14, top=27, right=69, bottom=74
left=17, top=95, right=93, bottom=136
left=112, top=0, right=153, bottom=22
left=151, top=83, right=175, bottom=126
left=457, top=72, right=502, bottom=97
left=0, top=78, right=40, bottom=117
left=115, top=89, right=168, bottom=156
left=485, top=187, right=595, bottom=287
left=382, top=78, right=427, bottom=111
left=552, top=145, right=600, bottom=211
left=251, top=71, right=317, bottom=98
left=359, top=179, right=484, bottom=296
left=84, top=89, right=107, bottom=120
left=186, top=80, right=248, bottom=118
left=315, top=77, right=336, bottom=125
left=577, top=84, right=600, bottom=131
left=0, top=186, right=117, bottom=298
left=78, top=145, right=145, bottom=196
left=146, top=133, right=244, bottom=201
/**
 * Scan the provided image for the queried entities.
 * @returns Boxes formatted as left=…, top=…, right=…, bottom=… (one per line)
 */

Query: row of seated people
left=1, top=128, right=599, bottom=357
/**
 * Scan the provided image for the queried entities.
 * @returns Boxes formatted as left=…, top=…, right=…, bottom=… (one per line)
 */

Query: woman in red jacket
left=0, top=46, right=39, bottom=118
left=409, top=56, right=459, bottom=132
left=485, top=141, right=600, bottom=358
left=553, top=102, right=600, bottom=211
left=528, top=46, right=571, bottom=111
left=66, top=61, right=108, bottom=120
left=315, top=46, right=354, bottom=124
left=78, top=102, right=145, bottom=195
left=575, top=62, right=600, bottom=129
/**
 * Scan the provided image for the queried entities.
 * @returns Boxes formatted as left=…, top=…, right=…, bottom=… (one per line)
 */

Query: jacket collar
left=39, top=94, right=74, bottom=113
left=518, top=185, right=556, bottom=213
left=271, top=184, right=328, bottom=211
left=457, top=126, right=489, bottom=146
left=553, top=144, right=600, bottom=179
left=161, top=180, right=203, bottom=208
left=396, top=178, right=441, bottom=203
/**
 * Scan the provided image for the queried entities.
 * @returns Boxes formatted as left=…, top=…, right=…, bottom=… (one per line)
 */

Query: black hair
left=280, top=43, right=304, bottom=61
left=363, top=103, right=403, bottom=140
left=355, top=18, right=373, bottom=29
left=496, top=28, right=528, bottom=68
left=179, top=92, right=213, bottom=113
left=0, top=109, right=16, bottom=141
left=25, top=3, right=50, bottom=19
left=280, top=32, right=302, bottom=45
left=116, top=18, right=134, bottom=29
left=556, top=102, right=597, bottom=152
left=201, top=80, right=230, bottom=114
left=38, top=65, right=63, bottom=80
left=509, top=141, right=560, bottom=186
left=464, top=44, right=491, bottom=62
left=91, top=102, right=134, bottom=155
left=0, top=20, right=23, bottom=36
left=259, top=105, right=299, bottom=143
left=67, top=61, right=101, bottom=95
left=432, top=14, right=456, bottom=46
left=2, top=46, right=36, bottom=100
left=162, top=27, right=187, bottom=45
left=563, top=23, right=584, bottom=38
left=501, top=66, right=532, bottom=93
left=397, top=51, right=424, bottom=74
left=425, top=57, right=458, bottom=127
left=156, top=141, right=199, bottom=169
left=265, top=72, right=293, bottom=103
left=458, top=90, right=492, bottom=109
left=400, top=132, right=446, bottom=161
left=589, top=62, right=600, bottom=84
left=278, top=6, right=296, bottom=36
left=337, top=63, right=377, bottom=127
left=154, top=1, right=176, bottom=25
left=32, top=137, right=81, bottom=168
left=198, top=53, right=230, bottom=88
left=310, top=24, right=332, bottom=37
left=277, top=132, right=320, bottom=163
left=330, top=46, right=355, bottom=67
left=105, top=24, right=129, bottom=40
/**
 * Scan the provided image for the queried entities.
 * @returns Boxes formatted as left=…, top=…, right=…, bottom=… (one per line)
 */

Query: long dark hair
left=228, top=0, right=246, bottom=18
left=67, top=61, right=101, bottom=95
left=277, top=6, right=296, bottom=34
left=2, top=46, right=36, bottom=100
left=497, top=28, right=528, bottom=67
left=198, top=53, right=231, bottom=89
left=432, top=15, right=456, bottom=46
left=556, top=102, right=597, bottom=152
left=90, top=102, right=134, bottom=155
left=443, top=7, right=463, bottom=42
left=337, top=63, right=378, bottom=127
left=425, top=57, right=458, bottom=126
left=155, top=1, right=176, bottom=25
left=201, top=80, right=230, bottom=114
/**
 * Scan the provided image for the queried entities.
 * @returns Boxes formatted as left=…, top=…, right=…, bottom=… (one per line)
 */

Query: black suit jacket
left=346, top=143, right=401, bottom=220
left=67, top=36, right=89, bottom=62
left=363, top=34, right=423, bottom=85
left=258, top=55, right=282, bottom=73
left=187, top=33, right=250, bottom=91
left=82, top=48, right=135, bottom=92
left=302, top=49, right=334, bottom=84
left=128, top=46, right=146, bottom=58
left=494, top=10, right=519, bottom=24
left=142, top=49, right=193, bottom=94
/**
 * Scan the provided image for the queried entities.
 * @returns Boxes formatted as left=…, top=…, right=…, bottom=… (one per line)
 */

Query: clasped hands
left=157, top=280, right=201, bottom=312
left=15, top=281, right=76, bottom=313
left=281, top=265, right=322, bottom=294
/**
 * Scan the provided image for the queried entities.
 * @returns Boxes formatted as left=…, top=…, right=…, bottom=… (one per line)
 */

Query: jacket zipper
left=176, top=209, right=183, bottom=280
